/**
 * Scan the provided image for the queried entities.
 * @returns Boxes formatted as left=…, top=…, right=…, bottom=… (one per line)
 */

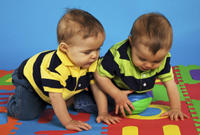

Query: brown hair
left=57, top=9, right=105, bottom=45
left=130, top=13, right=173, bottom=55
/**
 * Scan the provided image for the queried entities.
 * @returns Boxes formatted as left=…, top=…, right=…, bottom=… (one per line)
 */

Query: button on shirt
left=142, top=74, right=147, bottom=87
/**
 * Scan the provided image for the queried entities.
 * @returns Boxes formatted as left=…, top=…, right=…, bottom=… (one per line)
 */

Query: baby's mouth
left=141, top=67, right=149, bottom=71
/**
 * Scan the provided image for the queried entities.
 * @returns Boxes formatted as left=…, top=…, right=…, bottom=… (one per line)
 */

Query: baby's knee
left=7, top=95, right=43, bottom=120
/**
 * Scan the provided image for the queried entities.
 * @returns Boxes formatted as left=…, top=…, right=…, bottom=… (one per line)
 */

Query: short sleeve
left=89, top=59, right=99, bottom=84
left=156, top=53, right=174, bottom=82
left=97, top=49, right=121, bottom=79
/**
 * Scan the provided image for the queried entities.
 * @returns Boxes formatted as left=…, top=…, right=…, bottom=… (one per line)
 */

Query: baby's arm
left=49, top=92, right=91, bottom=131
left=90, top=83, right=121, bottom=124
left=94, top=71, right=134, bottom=117
left=160, top=78, right=189, bottom=121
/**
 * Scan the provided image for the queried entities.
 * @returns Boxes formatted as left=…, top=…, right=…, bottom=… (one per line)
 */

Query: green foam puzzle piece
left=188, top=99, right=200, bottom=122
left=177, top=65, right=200, bottom=84
left=0, top=73, right=13, bottom=85
left=152, top=84, right=169, bottom=102
left=152, top=84, right=186, bottom=102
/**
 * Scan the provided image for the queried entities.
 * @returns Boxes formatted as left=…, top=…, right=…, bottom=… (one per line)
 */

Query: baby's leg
left=74, top=90, right=116, bottom=114
left=7, top=69, right=47, bottom=120
left=7, top=85, right=47, bottom=120
left=74, top=90, right=98, bottom=113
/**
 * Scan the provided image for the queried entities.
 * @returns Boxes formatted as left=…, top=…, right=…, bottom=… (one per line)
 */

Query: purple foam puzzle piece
left=189, top=69, right=200, bottom=80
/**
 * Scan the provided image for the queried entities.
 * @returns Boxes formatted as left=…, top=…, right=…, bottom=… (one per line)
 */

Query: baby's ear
left=59, top=42, right=68, bottom=52
left=128, top=36, right=133, bottom=46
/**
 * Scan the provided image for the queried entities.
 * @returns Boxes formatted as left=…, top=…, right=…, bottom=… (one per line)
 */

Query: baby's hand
left=96, top=112, right=122, bottom=125
left=160, top=108, right=189, bottom=121
left=114, top=90, right=135, bottom=117
left=65, top=120, right=91, bottom=132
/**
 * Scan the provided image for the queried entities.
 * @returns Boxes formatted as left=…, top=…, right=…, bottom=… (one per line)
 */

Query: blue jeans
left=74, top=89, right=116, bottom=114
left=7, top=68, right=47, bottom=120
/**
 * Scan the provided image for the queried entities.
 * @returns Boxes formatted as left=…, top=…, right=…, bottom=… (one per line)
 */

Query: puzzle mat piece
left=184, top=83, right=200, bottom=100
left=12, top=106, right=107, bottom=135
left=152, top=84, right=185, bottom=102
left=0, top=73, right=13, bottom=86
left=0, top=70, right=15, bottom=90
left=0, top=106, right=22, bottom=135
left=176, top=65, right=200, bottom=84
left=0, top=85, right=15, bottom=91
left=0, top=89, right=15, bottom=106
left=187, top=99, right=200, bottom=122
left=151, top=101, right=191, bottom=118
left=125, top=104, right=169, bottom=120
left=172, top=66, right=182, bottom=85
left=190, top=69, right=200, bottom=80
left=103, top=101, right=196, bottom=135
left=187, top=99, right=200, bottom=134
left=0, top=70, right=14, bottom=78
left=155, top=79, right=163, bottom=85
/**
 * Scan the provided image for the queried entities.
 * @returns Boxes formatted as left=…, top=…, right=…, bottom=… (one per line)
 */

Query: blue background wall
left=0, top=0, right=200, bottom=70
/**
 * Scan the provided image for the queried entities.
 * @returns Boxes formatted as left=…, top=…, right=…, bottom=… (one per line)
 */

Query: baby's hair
left=57, top=8, right=105, bottom=45
left=130, top=13, right=173, bottom=55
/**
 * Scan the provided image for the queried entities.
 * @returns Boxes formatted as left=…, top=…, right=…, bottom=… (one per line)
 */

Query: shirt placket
left=140, top=72, right=148, bottom=91
left=74, top=66, right=81, bottom=91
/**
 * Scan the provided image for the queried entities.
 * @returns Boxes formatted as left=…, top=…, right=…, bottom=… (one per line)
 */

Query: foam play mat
left=0, top=65, right=200, bottom=135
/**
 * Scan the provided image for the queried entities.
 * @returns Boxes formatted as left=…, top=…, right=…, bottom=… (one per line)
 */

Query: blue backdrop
left=0, top=0, right=200, bottom=70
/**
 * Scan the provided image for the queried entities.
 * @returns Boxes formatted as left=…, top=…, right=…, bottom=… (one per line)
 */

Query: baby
left=94, top=13, right=189, bottom=121
left=7, top=9, right=120, bottom=132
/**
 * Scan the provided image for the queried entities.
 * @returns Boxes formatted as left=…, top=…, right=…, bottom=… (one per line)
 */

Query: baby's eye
left=154, top=61, right=161, bottom=63
left=84, top=51, right=91, bottom=54
left=139, top=57, right=146, bottom=61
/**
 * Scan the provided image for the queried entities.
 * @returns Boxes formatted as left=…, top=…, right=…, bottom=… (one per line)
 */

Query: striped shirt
left=97, top=39, right=173, bottom=93
left=18, top=47, right=97, bottom=104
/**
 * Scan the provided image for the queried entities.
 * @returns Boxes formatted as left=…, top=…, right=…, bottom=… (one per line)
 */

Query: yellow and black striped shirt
left=97, top=39, right=174, bottom=93
left=18, top=47, right=97, bottom=104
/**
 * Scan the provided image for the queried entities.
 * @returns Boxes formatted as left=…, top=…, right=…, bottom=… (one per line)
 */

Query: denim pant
left=7, top=69, right=48, bottom=120
left=74, top=89, right=116, bottom=114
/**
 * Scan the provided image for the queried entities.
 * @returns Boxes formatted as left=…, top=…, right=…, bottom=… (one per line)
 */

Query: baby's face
left=131, top=44, right=169, bottom=71
left=64, top=33, right=105, bottom=68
